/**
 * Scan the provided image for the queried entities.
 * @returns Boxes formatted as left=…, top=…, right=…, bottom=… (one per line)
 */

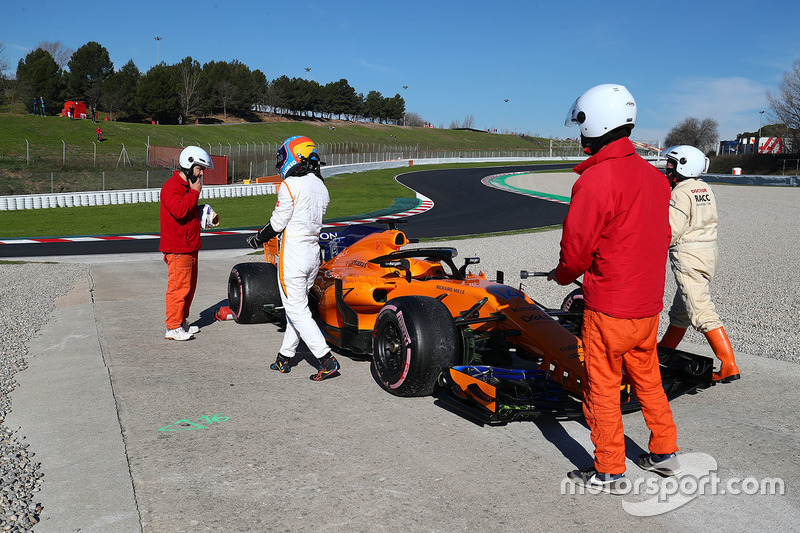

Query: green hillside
left=0, top=111, right=556, bottom=172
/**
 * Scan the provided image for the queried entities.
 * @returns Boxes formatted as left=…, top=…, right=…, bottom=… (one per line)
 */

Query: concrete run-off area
left=4, top=174, right=800, bottom=532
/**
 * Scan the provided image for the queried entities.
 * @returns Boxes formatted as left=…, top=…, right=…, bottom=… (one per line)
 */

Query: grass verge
left=0, top=162, right=572, bottom=238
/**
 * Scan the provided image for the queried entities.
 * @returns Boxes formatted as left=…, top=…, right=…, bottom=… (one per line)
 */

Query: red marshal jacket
left=159, top=171, right=201, bottom=253
left=553, top=137, right=671, bottom=319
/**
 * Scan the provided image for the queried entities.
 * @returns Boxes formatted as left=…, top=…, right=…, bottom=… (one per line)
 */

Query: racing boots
left=270, top=354, right=291, bottom=373
left=310, top=353, right=340, bottom=381
left=705, top=327, right=740, bottom=383
left=658, top=324, right=687, bottom=349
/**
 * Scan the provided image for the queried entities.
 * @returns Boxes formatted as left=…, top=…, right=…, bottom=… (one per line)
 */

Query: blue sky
left=3, top=0, right=798, bottom=144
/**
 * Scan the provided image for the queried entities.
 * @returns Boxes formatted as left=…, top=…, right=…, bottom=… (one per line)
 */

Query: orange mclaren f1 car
left=227, top=222, right=713, bottom=424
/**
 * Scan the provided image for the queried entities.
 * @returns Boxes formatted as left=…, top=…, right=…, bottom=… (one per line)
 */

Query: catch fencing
left=5, top=138, right=585, bottom=196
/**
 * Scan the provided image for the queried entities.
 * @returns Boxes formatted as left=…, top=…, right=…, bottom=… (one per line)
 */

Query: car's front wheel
left=372, top=295, right=459, bottom=397
left=560, top=287, right=584, bottom=335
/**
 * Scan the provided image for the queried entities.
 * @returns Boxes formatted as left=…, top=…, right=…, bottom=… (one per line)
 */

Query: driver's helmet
left=663, top=145, right=709, bottom=186
left=179, top=146, right=214, bottom=173
left=276, top=136, right=319, bottom=178
left=565, top=83, right=637, bottom=138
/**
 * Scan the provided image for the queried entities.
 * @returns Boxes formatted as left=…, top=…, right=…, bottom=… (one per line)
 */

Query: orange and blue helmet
left=276, top=136, right=319, bottom=178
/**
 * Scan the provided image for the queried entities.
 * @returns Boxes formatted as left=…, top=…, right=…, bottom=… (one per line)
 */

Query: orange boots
left=658, top=325, right=687, bottom=349
left=660, top=324, right=740, bottom=383
left=704, top=327, right=741, bottom=383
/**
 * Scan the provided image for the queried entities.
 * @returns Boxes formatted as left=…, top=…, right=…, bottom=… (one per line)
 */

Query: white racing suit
left=269, top=172, right=330, bottom=359
left=667, top=178, right=723, bottom=333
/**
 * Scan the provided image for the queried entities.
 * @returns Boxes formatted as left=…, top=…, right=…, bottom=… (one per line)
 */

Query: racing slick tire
left=372, top=295, right=459, bottom=397
left=227, top=263, right=281, bottom=324
left=561, top=288, right=584, bottom=334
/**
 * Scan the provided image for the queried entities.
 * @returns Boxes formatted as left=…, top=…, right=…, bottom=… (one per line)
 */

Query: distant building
left=717, top=136, right=789, bottom=155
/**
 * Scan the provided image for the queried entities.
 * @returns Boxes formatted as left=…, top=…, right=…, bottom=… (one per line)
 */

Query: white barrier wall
left=0, top=183, right=278, bottom=211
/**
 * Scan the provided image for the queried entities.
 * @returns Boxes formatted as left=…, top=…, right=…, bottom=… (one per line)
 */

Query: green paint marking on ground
left=324, top=197, right=422, bottom=222
left=491, top=173, right=571, bottom=203
left=158, top=413, right=230, bottom=432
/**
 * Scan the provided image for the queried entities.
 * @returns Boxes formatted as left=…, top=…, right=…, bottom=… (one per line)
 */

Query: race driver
left=246, top=136, right=340, bottom=381
left=548, top=84, right=681, bottom=494
left=659, top=145, right=740, bottom=383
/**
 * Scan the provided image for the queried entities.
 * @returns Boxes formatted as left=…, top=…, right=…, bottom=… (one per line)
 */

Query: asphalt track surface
left=396, top=164, right=571, bottom=239
left=0, top=164, right=572, bottom=258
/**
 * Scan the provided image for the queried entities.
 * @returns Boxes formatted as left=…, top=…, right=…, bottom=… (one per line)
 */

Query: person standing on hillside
left=160, top=146, right=213, bottom=341
left=246, top=135, right=339, bottom=381
left=658, top=144, right=740, bottom=383
left=548, top=84, right=680, bottom=494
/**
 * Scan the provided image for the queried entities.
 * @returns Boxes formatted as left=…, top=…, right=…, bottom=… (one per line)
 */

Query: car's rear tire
left=372, top=295, right=459, bottom=397
left=227, top=263, right=281, bottom=324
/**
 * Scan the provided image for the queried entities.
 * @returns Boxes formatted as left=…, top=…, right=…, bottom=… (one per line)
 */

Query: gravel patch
left=0, top=262, right=88, bottom=531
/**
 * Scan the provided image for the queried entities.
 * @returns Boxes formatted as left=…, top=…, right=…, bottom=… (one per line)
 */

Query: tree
left=363, top=90, right=384, bottom=122
left=323, top=79, right=359, bottom=120
left=198, top=60, right=260, bottom=118
left=66, top=41, right=113, bottom=108
left=766, top=58, right=800, bottom=153
left=177, top=56, right=201, bottom=119
left=250, top=69, right=268, bottom=113
left=134, top=64, right=179, bottom=123
left=16, top=48, right=65, bottom=114
left=384, top=93, right=405, bottom=124
left=0, top=43, right=7, bottom=106
left=269, top=75, right=292, bottom=114
left=0, top=43, right=7, bottom=81
left=214, top=80, right=239, bottom=119
left=297, top=79, right=322, bottom=117
left=404, top=111, right=426, bottom=127
left=664, top=117, right=719, bottom=153
left=102, top=59, right=140, bottom=120
left=462, top=114, right=475, bottom=129
left=36, top=41, right=73, bottom=69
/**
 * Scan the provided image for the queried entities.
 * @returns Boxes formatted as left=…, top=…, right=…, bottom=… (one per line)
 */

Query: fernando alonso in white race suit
left=658, top=145, right=740, bottom=383
left=247, top=136, right=340, bottom=381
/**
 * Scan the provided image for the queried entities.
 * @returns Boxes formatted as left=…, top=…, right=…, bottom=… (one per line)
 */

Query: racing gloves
left=246, top=222, right=279, bottom=249
left=198, top=204, right=219, bottom=229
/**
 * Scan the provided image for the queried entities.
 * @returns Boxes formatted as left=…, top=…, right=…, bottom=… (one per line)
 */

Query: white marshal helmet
left=179, top=146, right=214, bottom=171
left=662, top=145, right=709, bottom=178
left=565, top=83, right=637, bottom=138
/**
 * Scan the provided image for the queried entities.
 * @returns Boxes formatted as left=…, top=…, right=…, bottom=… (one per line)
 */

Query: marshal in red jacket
left=159, top=171, right=202, bottom=253
left=553, top=137, right=671, bottom=319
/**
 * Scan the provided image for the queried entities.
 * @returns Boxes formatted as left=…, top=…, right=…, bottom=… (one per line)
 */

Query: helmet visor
left=564, top=100, right=585, bottom=127
left=276, top=145, right=288, bottom=170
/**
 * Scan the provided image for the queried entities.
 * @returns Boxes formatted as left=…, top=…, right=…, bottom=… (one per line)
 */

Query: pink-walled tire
left=372, top=296, right=458, bottom=397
